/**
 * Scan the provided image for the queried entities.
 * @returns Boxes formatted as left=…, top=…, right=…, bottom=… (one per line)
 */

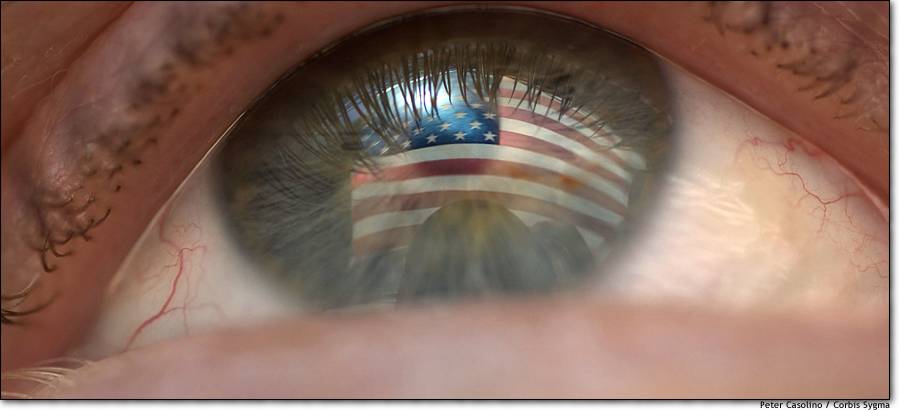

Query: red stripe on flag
left=498, top=106, right=633, bottom=170
left=497, top=87, right=615, bottom=133
left=349, top=85, right=641, bottom=257
left=351, top=131, right=628, bottom=189
left=500, top=132, right=629, bottom=186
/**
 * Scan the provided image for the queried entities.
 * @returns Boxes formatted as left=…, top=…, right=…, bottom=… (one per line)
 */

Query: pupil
left=400, top=199, right=576, bottom=301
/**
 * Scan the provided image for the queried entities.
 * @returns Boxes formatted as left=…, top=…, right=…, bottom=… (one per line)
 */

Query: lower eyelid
left=31, top=300, right=890, bottom=398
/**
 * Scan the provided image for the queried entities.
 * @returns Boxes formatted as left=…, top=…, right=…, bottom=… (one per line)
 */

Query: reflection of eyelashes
left=217, top=9, right=672, bottom=309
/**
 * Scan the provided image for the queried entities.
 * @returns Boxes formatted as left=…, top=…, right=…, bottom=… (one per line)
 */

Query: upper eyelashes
left=702, top=1, right=887, bottom=132
left=0, top=3, right=288, bottom=325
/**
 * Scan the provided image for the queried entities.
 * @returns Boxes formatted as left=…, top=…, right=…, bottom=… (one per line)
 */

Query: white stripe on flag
left=497, top=83, right=647, bottom=170
left=498, top=118, right=632, bottom=182
left=351, top=174, right=624, bottom=226
left=348, top=78, right=645, bottom=258
left=352, top=207, right=606, bottom=251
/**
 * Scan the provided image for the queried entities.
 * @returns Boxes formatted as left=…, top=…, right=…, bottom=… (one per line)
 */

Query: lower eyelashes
left=217, top=9, right=672, bottom=309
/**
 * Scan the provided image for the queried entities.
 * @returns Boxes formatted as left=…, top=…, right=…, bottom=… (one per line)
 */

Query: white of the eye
left=595, top=63, right=888, bottom=311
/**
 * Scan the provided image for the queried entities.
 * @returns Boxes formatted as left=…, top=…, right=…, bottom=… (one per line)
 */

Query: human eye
left=1, top=2, right=887, bottom=398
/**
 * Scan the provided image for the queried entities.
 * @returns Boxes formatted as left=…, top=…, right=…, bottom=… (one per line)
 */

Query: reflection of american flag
left=351, top=78, right=640, bottom=259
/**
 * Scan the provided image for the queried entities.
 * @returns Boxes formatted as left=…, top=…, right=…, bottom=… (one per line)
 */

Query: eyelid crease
left=1, top=2, right=285, bottom=323
left=0, top=1, right=132, bottom=152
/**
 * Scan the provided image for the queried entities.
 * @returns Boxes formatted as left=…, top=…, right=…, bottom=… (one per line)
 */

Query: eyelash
left=231, top=7, right=675, bottom=186
left=702, top=2, right=887, bottom=132
left=0, top=3, right=291, bottom=325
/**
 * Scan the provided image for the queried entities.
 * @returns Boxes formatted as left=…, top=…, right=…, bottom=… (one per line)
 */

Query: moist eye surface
left=217, top=8, right=673, bottom=310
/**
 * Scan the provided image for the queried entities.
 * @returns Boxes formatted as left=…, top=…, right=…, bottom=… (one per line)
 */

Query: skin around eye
left=65, top=30, right=887, bottom=362
left=3, top=0, right=886, bottom=398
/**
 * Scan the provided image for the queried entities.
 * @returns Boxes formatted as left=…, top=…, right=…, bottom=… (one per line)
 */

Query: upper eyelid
left=702, top=2, right=887, bottom=129
left=687, top=1, right=888, bottom=202
left=14, top=3, right=285, bottom=268
left=0, top=2, right=288, bottom=326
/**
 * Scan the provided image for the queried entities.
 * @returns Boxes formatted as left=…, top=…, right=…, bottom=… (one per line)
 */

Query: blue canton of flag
left=358, top=94, right=500, bottom=156
left=403, top=102, right=500, bottom=150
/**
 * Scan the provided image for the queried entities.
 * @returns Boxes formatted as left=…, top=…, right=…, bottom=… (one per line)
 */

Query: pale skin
left=0, top=2, right=889, bottom=398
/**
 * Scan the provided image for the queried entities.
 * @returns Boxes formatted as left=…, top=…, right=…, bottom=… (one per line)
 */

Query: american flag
left=349, top=76, right=641, bottom=266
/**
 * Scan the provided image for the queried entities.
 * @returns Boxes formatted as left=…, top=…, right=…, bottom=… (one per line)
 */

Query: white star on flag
left=454, top=131, right=466, bottom=141
left=482, top=112, right=497, bottom=120
left=469, top=120, right=482, bottom=130
left=454, top=112, right=467, bottom=119
left=439, top=122, right=452, bottom=131
left=483, top=131, right=497, bottom=141
left=426, top=134, right=438, bottom=144
left=402, top=140, right=412, bottom=148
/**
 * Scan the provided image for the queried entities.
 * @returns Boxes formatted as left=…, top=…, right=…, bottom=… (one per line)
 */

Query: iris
left=218, top=8, right=673, bottom=309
